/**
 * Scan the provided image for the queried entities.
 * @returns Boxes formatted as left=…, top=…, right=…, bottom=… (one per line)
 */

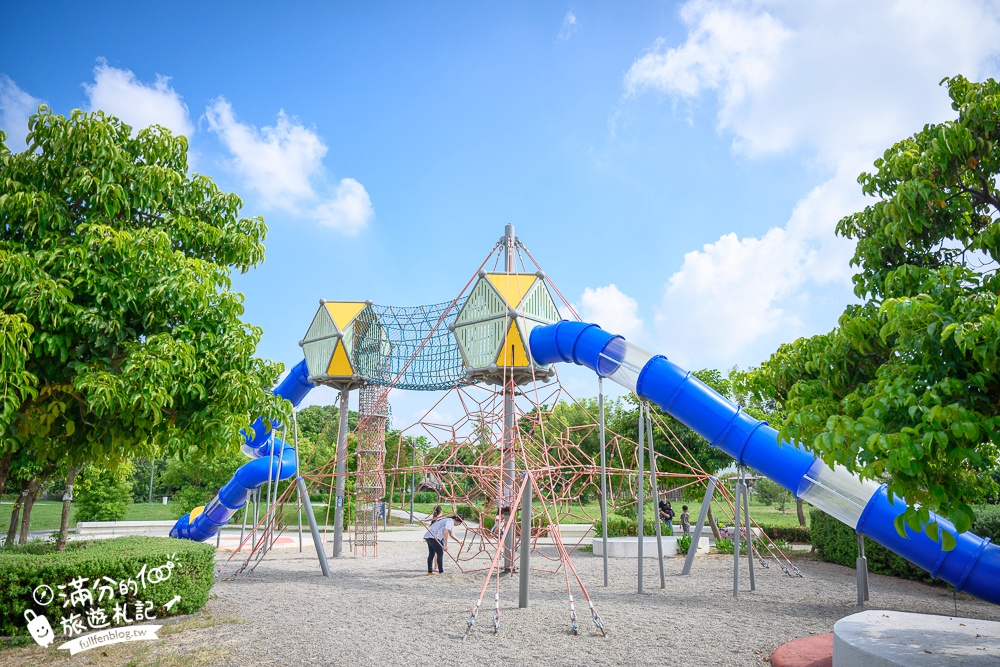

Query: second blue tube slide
left=529, top=320, right=999, bottom=606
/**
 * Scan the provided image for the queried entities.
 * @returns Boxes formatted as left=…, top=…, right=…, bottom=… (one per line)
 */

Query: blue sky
left=4, top=1, right=1000, bottom=426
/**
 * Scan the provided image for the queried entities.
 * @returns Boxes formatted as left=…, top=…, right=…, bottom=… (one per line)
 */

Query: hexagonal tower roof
left=299, top=300, right=388, bottom=390
left=452, top=269, right=560, bottom=386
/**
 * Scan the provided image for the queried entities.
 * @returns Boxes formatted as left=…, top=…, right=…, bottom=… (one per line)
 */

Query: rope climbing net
left=352, top=299, right=472, bottom=391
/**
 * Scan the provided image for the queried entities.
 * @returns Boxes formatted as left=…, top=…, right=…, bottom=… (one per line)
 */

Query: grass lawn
left=0, top=500, right=186, bottom=533
left=398, top=499, right=809, bottom=529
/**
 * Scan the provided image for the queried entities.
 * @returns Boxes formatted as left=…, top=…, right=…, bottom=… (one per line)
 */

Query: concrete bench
left=76, top=521, right=176, bottom=536
left=591, top=535, right=710, bottom=558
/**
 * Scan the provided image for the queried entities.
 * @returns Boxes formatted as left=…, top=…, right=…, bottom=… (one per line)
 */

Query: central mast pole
left=502, top=223, right=517, bottom=572
left=333, top=389, right=350, bottom=557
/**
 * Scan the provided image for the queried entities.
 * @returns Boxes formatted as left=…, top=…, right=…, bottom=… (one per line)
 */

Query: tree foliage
left=0, top=108, right=287, bottom=474
left=744, top=76, right=1000, bottom=537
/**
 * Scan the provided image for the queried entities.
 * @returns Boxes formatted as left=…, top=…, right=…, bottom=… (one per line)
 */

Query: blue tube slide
left=529, top=321, right=1000, bottom=606
left=170, top=360, right=315, bottom=541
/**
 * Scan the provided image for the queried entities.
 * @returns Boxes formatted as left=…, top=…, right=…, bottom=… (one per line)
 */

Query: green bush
left=594, top=513, right=662, bottom=537
left=172, top=485, right=213, bottom=513
left=390, top=491, right=438, bottom=504
left=75, top=468, right=134, bottom=522
left=677, top=535, right=692, bottom=552
left=613, top=500, right=654, bottom=523
left=715, top=538, right=734, bottom=554
left=0, top=536, right=214, bottom=637
left=809, top=509, right=929, bottom=581
left=452, top=504, right=482, bottom=522
left=757, top=524, right=810, bottom=543
left=972, top=504, right=1000, bottom=542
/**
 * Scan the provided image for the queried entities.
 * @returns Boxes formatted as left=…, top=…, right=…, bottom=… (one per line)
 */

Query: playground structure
left=169, top=225, right=999, bottom=636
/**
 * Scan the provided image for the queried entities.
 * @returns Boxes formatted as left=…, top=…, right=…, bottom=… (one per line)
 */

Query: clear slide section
left=528, top=321, right=1000, bottom=606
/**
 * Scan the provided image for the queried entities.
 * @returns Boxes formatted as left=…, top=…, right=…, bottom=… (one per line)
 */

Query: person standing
left=680, top=505, right=691, bottom=537
left=658, top=497, right=675, bottom=536
left=424, top=514, right=464, bottom=575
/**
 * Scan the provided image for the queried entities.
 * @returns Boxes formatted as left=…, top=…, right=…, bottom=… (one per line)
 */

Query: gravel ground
left=193, top=539, right=1000, bottom=667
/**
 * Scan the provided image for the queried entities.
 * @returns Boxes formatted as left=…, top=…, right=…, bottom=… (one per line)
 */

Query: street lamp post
left=409, top=438, right=417, bottom=525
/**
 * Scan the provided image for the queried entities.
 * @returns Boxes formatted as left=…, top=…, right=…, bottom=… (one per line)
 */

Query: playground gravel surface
left=189, top=540, right=1000, bottom=667
left=8, top=536, right=998, bottom=666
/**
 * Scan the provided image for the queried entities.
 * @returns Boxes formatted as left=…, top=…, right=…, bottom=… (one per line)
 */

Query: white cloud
left=656, top=174, right=860, bottom=367
left=0, top=76, right=41, bottom=151
left=205, top=99, right=324, bottom=205
left=627, top=0, right=1000, bottom=366
left=577, top=284, right=645, bottom=342
left=205, top=98, right=374, bottom=233
left=626, top=1, right=1000, bottom=163
left=83, top=61, right=193, bottom=137
left=559, top=11, right=578, bottom=41
left=313, top=178, right=374, bottom=235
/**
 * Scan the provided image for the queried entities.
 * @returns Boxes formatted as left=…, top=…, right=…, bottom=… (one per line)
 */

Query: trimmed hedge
left=0, top=536, right=214, bottom=637
left=809, top=509, right=929, bottom=582
left=810, top=505, right=1000, bottom=583
left=757, top=524, right=810, bottom=543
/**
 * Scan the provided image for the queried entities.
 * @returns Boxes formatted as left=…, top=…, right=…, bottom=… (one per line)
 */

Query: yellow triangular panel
left=326, top=340, right=354, bottom=377
left=497, top=321, right=529, bottom=367
left=325, top=302, right=366, bottom=330
left=486, top=274, right=537, bottom=308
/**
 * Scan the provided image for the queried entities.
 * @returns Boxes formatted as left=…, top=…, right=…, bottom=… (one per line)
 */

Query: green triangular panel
left=457, top=278, right=508, bottom=325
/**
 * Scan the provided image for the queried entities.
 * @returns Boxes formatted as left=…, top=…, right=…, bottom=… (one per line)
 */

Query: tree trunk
left=5, top=482, right=28, bottom=546
left=18, top=476, right=41, bottom=544
left=706, top=506, right=722, bottom=540
left=0, top=451, right=13, bottom=499
left=796, top=499, right=807, bottom=527
left=57, top=466, right=79, bottom=551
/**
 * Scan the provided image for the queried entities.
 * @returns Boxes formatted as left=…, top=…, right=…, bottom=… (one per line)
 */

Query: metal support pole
left=333, top=389, right=350, bottom=558
left=598, top=378, right=609, bottom=587
left=263, top=430, right=276, bottom=556
left=409, top=438, right=416, bottom=525
left=682, top=477, right=717, bottom=575
left=239, top=490, right=249, bottom=548
left=733, top=477, right=742, bottom=598
left=518, top=474, right=531, bottom=608
left=646, top=403, right=665, bottom=589
left=856, top=533, right=869, bottom=606
left=637, top=401, right=645, bottom=595
left=251, top=489, right=259, bottom=550
left=297, top=477, right=331, bottom=577
left=269, top=427, right=288, bottom=551
left=502, top=384, right=516, bottom=570
left=293, top=409, right=303, bottom=553
left=741, top=470, right=755, bottom=591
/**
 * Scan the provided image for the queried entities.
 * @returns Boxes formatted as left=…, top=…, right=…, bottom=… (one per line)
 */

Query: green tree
left=744, top=76, right=1000, bottom=543
left=75, top=464, right=134, bottom=522
left=0, top=108, right=288, bottom=543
